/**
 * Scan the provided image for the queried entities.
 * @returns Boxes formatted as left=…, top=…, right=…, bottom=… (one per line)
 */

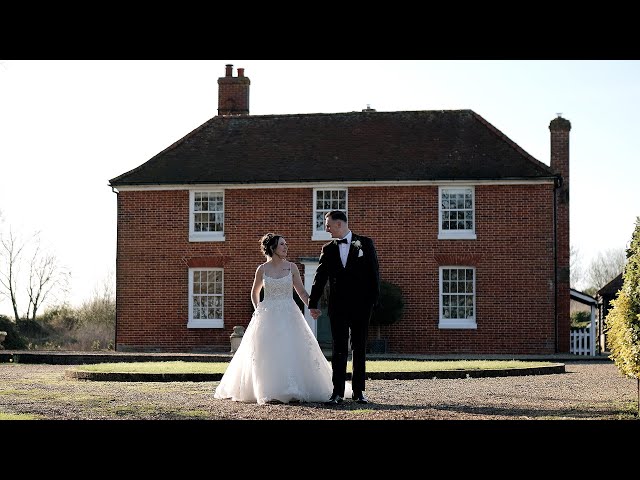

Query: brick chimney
left=217, top=64, right=250, bottom=116
left=549, top=115, right=571, bottom=353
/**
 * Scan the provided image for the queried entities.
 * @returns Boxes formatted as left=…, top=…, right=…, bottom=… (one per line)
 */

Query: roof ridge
left=216, top=109, right=475, bottom=119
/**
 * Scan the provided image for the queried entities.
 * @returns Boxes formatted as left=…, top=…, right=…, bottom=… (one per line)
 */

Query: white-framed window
left=438, top=266, right=477, bottom=329
left=312, top=188, right=348, bottom=241
left=438, top=186, right=476, bottom=240
left=188, top=268, right=224, bottom=328
left=189, top=190, right=225, bottom=242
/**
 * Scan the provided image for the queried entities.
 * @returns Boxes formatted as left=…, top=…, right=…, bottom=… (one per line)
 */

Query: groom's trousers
left=329, top=306, right=372, bottom=395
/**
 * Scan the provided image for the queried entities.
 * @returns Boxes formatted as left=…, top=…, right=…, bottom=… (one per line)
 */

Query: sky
left=0, top=60, right=638, bottom=315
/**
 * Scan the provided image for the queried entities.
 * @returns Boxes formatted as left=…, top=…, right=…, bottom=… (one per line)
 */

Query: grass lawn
left=73, top=359, right=559, bottom=374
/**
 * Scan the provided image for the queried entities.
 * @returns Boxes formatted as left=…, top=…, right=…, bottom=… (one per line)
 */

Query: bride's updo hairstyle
left=260, top=233, right=282, bottom=258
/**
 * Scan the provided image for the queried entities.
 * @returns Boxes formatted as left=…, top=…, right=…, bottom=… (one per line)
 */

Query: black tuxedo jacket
left=309, top=233, right=380, bottom=319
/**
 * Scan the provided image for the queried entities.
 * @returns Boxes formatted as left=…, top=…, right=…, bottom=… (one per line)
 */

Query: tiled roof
left=109, top=109, right=554, bottom=186
left=597, top=273, right=624, bottom=297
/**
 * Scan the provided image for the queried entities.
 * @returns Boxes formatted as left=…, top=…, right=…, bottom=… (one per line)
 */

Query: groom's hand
left=309, top=308, right=321, bottom=320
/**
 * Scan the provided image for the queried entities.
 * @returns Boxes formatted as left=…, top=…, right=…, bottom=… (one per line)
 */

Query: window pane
left=193, top=192, right=224, bottom=235
left=440, top=188, right=473, bottom=232
left=315, top=189, right=347, bottom=232
left=441, top=267, right=474, bottom=321
left=191, top=269, right=224, bottom=321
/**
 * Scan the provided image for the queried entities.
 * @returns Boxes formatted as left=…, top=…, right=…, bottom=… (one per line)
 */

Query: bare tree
left=25, top=238, right=70, bottom=320
left=570, top=244, right=584, bottom=289
left=0, top=227, right=68, bottom=322
left=0, top=228, right=26, bottom=322
left=585, top=247, right=627, bottom=292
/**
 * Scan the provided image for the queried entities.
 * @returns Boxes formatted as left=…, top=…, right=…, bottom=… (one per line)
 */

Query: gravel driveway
left=1, top=360, right=637, bottom=420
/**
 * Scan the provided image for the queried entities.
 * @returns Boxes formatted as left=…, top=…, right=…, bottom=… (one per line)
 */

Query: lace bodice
left=262, top=270, right=293, bottom=302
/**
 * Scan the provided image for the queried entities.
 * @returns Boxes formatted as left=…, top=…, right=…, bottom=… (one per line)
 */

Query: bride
left=214, top=233, right=351, bottom=405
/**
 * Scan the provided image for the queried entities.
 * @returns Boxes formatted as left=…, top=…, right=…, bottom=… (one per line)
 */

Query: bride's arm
left=291, top=263, right=310, bottom=307
left=251, top=264, right=264, bottom=309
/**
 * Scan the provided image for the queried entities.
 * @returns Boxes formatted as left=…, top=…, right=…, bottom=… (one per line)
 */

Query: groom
left=309, top=210, right=380, bottom=405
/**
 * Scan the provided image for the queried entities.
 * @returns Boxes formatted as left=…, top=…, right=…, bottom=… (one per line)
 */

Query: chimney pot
left=218, top=65, right=250, bottom=116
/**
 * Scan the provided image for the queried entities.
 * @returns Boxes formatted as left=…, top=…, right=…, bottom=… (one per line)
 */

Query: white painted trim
left=189, top=190, right=225, bottom=242
left=570, top=289, right=597, bottom=305
left=189, top=234, right=226, bottom=242
left=438, top=320, right=478, bottom=329
left=438, top=265, right=477, bottom=329
left=187, top=267, right=224, bottom=329
left=438, top=186, right=476, bottom=238
left=187, top=319, right=224, bottom=328
left=438, top=233, right=477, bottom=240
left=114, top=178, right=555, bottom=191
left=590, top=304, right=596, bottom=355
left=312, top=187, right=348, bottom=238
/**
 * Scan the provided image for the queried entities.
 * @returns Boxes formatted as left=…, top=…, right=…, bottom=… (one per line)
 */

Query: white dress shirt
left=338, top=231, right=352, bottom=267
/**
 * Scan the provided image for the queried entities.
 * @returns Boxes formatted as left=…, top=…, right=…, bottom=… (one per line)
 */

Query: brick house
left=109, top=64, right=571, bottom=355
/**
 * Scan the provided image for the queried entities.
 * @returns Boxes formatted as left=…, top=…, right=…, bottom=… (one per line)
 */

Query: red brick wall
left=217, top=68, right=250, bottom=116
left=115, top=183, right=560, bottom=354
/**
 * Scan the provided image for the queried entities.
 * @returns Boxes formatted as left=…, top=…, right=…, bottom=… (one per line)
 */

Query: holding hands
left=309, top=308, right=322, bottom=320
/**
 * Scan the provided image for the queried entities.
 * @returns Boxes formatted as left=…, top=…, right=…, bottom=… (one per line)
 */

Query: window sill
left=438, top=232, right=477, bottom=240
left=189, top=234, right=226, bottom=243
left=438, top=320, right=477, bottom=329
left=187, top=320, right=224, bottom=329
left=312, top=233, right=333, bottom=242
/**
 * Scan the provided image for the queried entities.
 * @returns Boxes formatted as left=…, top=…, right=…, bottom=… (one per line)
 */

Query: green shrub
left=17, top=318, right=51, bottom=339
left=43, top=305, right=82, bottom=330
left=571, top=311, right=591, bottom=329
left=371, top=280, right=405, bottom=327
left=606, top=216, right=640, bottom=380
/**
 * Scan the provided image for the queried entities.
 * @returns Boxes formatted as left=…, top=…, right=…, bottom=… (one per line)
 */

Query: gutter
left=111, top=186, right=119, bottom=351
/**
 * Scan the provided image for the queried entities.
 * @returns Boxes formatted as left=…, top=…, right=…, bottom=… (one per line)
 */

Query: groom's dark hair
left=326, top=210, right=348, bottom=223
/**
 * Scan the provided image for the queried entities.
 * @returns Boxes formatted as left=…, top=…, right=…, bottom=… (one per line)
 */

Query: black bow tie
left=337, top=238, right=349, bottom=244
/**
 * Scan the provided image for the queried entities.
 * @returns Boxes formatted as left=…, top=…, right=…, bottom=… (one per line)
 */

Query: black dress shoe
left=324, top=393, right=344, bottom=405
left=352, top=392, right=369, bottom=404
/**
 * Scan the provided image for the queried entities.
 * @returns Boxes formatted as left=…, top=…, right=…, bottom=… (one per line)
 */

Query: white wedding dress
left=214, top=270, right=351, bottom=404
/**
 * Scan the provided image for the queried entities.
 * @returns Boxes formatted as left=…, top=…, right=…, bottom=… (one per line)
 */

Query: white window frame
left=438, top=266, right=477, bottom=329
left=188, top=267, right=224, bottom=328
left=438, top=186, right=477, bottom=240
left=189, top=190, right=225, bottom=242
left=312, top=187, right=348, bottom=241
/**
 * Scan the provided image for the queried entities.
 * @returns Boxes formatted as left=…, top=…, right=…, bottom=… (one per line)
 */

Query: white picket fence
left=570, top=327, right=595, bottom=356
